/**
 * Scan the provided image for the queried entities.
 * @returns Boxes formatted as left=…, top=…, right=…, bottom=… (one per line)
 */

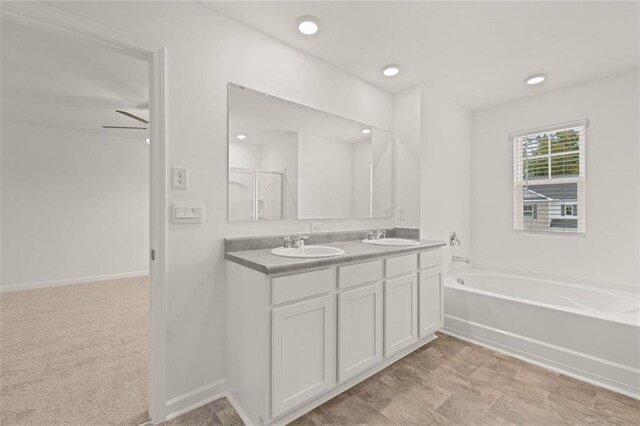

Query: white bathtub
left=443, top=269, right=640, bottom=398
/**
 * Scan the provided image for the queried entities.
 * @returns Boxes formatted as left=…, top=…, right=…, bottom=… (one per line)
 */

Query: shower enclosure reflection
left=229, top=168, right=284, bottom=221
left=227, top=83, right=393, bottom=221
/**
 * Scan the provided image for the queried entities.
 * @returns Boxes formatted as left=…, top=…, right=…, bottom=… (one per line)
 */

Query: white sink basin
left=362, top=238, right=421, bottom=246
left=271, top=245, right=346, bottom=258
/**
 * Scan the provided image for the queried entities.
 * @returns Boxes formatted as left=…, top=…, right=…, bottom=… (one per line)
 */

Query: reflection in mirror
left=227, top=83, right=392, bottom=221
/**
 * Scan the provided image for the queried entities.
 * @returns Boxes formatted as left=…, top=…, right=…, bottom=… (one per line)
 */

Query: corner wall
left=471, top=70, right=639, bottom=289
left=394, top=86, right=421, bottom=228
left=420, top=87, right=472, bottom=272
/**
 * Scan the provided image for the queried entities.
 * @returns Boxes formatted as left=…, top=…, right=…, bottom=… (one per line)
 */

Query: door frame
left=0, top=3, right=168, bottom=422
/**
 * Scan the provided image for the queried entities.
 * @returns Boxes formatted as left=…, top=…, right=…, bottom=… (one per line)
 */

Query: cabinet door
left=384, top=273, right=418, bottom=356
left=338, top=282, right=383, bottom=382
left=419, top=269, right=443, bottom=339
left=271, top=296, right=336, bottom=417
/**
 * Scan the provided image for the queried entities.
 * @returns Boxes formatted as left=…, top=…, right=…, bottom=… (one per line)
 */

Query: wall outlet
left=172, top=166, right=188, bottom=189
left=397, top=207, right=406, bottom=221
left=384, top=207, right=392, bottom=218
left=311, top=223, right=323, bottom=233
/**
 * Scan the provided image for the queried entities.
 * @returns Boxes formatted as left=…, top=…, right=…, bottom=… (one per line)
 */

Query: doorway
left=0, top=6, right=166, bottom=424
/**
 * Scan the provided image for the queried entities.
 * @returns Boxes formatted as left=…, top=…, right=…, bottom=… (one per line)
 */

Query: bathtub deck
left=166, top=332, right=640, bottom=425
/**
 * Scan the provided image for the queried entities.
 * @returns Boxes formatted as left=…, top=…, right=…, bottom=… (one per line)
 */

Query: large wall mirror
left=227, top=83, right=393, bottom=221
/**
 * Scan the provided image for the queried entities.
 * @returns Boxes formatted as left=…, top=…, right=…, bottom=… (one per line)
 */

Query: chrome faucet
left=283, top=235, right=309, bottom=248
left=367, top=230, right=386, bottom=240
left=292, top=235, right=309, bottom=248
left=449, top=231, right=461, bottom=246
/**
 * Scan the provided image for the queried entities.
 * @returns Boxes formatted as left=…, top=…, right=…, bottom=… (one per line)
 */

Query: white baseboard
left=443, top=315, right=640, bottom=400
left=0, top=270, right=149, bottom=293
left=164, top=378, right=227, bottom=422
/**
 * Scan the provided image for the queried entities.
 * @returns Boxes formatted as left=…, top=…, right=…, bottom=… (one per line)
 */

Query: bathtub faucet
left=452, top=256, right=470, bottom=264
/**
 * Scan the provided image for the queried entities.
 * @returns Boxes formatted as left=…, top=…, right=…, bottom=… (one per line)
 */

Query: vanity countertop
left=225, top=239, right=446, bottom=275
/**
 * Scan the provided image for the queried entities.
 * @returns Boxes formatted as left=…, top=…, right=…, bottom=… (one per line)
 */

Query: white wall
left=44, top=1, right=395, bottom=411
left=1, top=121, right=149, bottom=290
left=298, top=133, right=353, bottom=219
left=420, top=87, right=472, bottom=272
left=394, top=86, right=421, bottom=228
left=471, top=70, right=639, bottom=289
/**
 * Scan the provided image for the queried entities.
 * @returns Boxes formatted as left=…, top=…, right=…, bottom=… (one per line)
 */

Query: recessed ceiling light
left=525, top=74, right=546, bottom=85
left=236, top=134, right=247, bottom=140
left=361, top=128, right=372, bottom=134
left=382, top=64, right=400, bottom=77
left=145, top=138, right=150, bottom=144
left=297, top=15, right=319, bottom=35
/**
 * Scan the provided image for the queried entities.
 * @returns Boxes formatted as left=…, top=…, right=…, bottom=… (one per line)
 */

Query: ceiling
left=210, top=1, right=639, bottom=111
left=1, top=19, right=149, bottom=139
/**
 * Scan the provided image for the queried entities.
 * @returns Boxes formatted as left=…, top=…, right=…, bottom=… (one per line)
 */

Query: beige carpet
left=0, top=276, right=149, bottom=425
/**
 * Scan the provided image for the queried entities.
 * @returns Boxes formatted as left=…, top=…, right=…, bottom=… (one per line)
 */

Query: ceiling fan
left=102, top=110, right=149, bottom=130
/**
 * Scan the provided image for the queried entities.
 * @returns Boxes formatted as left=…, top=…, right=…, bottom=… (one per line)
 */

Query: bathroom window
left=512, top=120, right=586, bottom=234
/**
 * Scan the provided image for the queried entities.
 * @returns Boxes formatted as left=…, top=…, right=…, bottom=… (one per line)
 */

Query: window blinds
left=513, top=122, right=586, bottom=234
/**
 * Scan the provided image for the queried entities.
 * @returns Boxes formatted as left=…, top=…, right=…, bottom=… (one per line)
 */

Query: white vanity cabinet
left=226, top=246, right=443, bottom=426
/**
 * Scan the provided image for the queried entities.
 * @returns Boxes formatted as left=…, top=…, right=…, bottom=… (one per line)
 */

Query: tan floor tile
left=543, top=392, right=619, bottom=426
left=445, top=347, right=523, bottom=378
left=401, top=381, right=452, bottom=411
left=515, top=366, right=597, bottom=408
left=317, top=390, right=353, bottom=412
left=349, top=377, right=401, bottom=411
left=404, top=345, right=450, bottom=374
left=380, top=393, right=454, bottom=425
left=211, top=398, right=244, bottom=426
left=377, top=362, right=429, bottom=393
left=165, top=403, right=222, bottom=426
left=470, top=366, right=549, bottom=406
left=323, top=394, right=394, bottom=426
left=593, top=391, right=640, bottom=425
left=288, top=406, right=335, bottom=426
left=435, top=393, right=498, bottom=425
left=486, top=395, right=565, bottom=425
left=430, top=334, right=470, bottom=358
left=427, top=366, right=501, bottom=408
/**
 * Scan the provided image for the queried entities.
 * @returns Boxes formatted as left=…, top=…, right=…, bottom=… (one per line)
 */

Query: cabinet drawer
left=338, top=260, right=382, bottom=289
left=420, top=249, right=443, bottom=270
left=271, top=268, right=333, bottom=305
left=385, top=254, right=418, bottom=278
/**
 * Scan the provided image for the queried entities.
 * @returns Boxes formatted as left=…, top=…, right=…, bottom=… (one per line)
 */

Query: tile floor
left=166, top=333, right=640, bottom=425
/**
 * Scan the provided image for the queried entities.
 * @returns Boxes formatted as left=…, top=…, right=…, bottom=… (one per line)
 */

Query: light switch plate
left=172, top=167, right=188, bottom=189
left=397, top=207, right=406, bottom=221
left=172, top=202, right=204, bottom=224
